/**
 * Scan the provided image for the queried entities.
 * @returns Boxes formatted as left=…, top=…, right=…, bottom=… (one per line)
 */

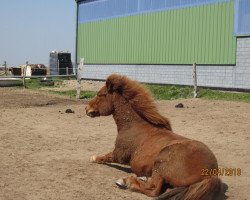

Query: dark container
left=12, top=68, right=22, bottom=76
left=49, top=52, right=73, bottom=75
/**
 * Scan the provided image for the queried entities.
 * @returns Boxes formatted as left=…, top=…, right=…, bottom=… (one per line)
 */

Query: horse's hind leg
left=116, top=173, right=164, bottom=197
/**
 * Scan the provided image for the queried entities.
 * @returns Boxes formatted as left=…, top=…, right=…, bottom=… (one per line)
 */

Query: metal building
left=75, top=0, right=250, bottom=90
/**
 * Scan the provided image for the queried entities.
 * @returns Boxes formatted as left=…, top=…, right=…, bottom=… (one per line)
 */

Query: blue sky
left=0, top=0, right=76, bottom=67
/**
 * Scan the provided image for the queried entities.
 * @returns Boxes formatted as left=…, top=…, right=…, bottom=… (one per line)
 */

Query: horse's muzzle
left=86, top=111, right=100, bottom=118
left=85, top=105, right=100, bottom=118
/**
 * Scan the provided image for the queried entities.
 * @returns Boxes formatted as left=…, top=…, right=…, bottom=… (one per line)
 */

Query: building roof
left=75, top=0, right=88, bottom=2
left=75, top=0, right=97, bottom=3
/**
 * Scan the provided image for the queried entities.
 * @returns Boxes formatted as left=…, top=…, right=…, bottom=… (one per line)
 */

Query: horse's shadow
left=104, top=163, right=133, bottom=173
left=218, top=182, right=229, bottom=200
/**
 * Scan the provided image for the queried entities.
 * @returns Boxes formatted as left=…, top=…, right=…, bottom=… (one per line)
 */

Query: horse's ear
left=106, top=79, right=114, bottom=93
left=106, top=75, right=123, bottom=94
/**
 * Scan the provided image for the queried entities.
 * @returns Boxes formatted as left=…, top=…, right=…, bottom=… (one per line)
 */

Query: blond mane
left=106, top=74, right=172, bottom=131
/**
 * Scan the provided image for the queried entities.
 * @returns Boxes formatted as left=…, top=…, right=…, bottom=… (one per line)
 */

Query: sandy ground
left=45, top=80, right=105, bottom=92
left=0, top=86, right=249, bottom=200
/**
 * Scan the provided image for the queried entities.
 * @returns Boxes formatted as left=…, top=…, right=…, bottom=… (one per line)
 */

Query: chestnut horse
left=85, top=74, right=222, bottom=200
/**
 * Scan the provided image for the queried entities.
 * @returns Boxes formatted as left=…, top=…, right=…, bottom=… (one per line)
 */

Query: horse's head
left=85, top=86, right=112, bottom=117
left=86, top=74, right=172, bottom=130
left=85, top=75, right=123, bottom=117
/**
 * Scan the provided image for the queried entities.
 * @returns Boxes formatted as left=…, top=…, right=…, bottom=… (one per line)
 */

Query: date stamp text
left=201, top=168, right=241, bottom=176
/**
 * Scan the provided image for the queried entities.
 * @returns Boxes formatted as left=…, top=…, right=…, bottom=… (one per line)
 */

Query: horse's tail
left=156, top=176, right=223, bottom=200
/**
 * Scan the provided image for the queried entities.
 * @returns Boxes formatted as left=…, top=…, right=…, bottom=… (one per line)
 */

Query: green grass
left=24, top=78, right=97, bottom=99
left=24, top=77, right=75, bottom=89
left=22, top=78, right=250, bottom=102
left=24, top=79, right=41, bottom=89
left=199, top=88, right=250, bottom=102
left=145, top=84, right=250, bottom=102
left=146, top=84, right=194, bottom=100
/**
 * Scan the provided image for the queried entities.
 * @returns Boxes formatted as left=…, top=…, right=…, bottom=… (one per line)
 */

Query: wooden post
left=57, top=59, right=60, bottom=75
left=3, top=61, right=7, bottom=75
left=193, top=63, right=198, bottom=98
left=66, top=67, right=69, bottom=75
left=76, top=58, right=84, bottom=99
left=23, top=61, right=28, bottom=88
left=66, top=67, right=69, bottom=80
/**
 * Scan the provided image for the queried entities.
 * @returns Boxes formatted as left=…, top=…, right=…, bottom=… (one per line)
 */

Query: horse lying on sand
left=85, top=74, right=223, bottom=200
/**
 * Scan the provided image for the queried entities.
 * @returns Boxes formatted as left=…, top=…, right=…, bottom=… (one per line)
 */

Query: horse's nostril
left=87, top=112, right=93, bottom=117
left=86, top=110, right=100, bottom=118
left=87, top=111, right=94, bottom=118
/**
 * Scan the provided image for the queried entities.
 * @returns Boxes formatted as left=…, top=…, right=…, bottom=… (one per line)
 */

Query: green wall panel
left=77, top=1, right=236, bottom=65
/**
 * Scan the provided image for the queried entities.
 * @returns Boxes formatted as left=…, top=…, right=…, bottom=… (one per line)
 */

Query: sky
left=0, top=0, right=76, bottom=67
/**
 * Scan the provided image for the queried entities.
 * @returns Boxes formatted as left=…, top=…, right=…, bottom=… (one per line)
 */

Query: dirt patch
left=42, top=80, right=105, bottom=92
left=0, top=88, right=249, bottom=200
left=0, top=88, right=80, bottom=109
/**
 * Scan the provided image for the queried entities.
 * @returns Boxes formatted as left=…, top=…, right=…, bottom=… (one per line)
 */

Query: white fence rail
left=0, top=66, right=77, bottom=89
left=1, top=59, right=199, bottom=99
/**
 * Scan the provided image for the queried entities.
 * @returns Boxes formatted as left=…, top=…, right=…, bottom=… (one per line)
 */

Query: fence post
left=193, top=62, right=198, bottom=98
left=66, top=67, right=69, bottom=75
left=3, top=61, right=7, bottom=75
left=66, top=67, right=70, bottom=80
left=23, top=61, right=28, bottom=88
left=76, top=58, right=84, bottom=99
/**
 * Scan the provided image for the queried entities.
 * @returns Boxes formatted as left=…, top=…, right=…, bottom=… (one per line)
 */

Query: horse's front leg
left=90, top=152, right=114, bottom=164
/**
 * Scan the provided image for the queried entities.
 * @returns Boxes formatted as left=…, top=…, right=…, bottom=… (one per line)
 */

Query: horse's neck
left=112, top=96, right=142, bottom=131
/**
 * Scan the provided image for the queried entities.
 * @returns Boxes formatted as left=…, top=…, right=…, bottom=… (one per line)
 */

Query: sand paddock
left=0, top=87, right=249, bottom=200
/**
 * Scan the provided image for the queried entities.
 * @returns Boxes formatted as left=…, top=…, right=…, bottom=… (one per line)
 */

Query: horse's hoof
left=90, top=155, right=97, bottom=162
left=138, top=176, right=147, bottom=182
left=115, top=179, right=127, bottom=189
